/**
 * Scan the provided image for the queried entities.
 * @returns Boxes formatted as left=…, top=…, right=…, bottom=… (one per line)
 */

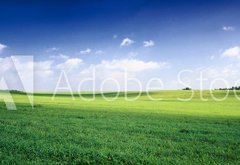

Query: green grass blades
left=0, top=90, right=239, bottom=164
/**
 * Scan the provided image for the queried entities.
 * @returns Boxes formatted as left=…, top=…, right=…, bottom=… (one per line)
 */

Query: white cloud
left=35, top=61, right=54, bottom=78
left=0, top=57, right=53, bottom=78
left=80, top=48, right=91, bottom=55
left=95, top=50, right=104, bottom=55
left=56, top=58, right=82, bottom=71
left=204, top=66, right=239, bottom=79
left=0, top=43, right=7, bottom=53
left=46, top=47, right=59, bottom=52
left=143, top=40, right=155, bottom=47
left=0, top=57, right=14, bottom=73
left=0, top=55, right=170, bottom=91
left=0, top=56, right=34, bottom=92
left=107, top=59, right=165, bottom=72
left=120, top=38, right=134, bottom=47
left=222, top=26, right=235, bottom=31
left=50, top=54, right=69, bottom=60
left=79, top=58, right=168, bottom=91
left=83, top=59, right=166, bottom=73
left=222, top=46, right=240, bottom=58
left=103, top=59, right=161, bottom=72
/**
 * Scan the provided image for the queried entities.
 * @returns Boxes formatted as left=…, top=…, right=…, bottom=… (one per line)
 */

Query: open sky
left=0, top=0, right=240, bottom=91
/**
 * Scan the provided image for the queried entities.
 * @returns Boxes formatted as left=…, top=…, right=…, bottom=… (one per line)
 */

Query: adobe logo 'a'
left=0, top=56, right=33, bottom=110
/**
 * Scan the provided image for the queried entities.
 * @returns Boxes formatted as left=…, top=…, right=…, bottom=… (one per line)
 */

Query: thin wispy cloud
left=80, top=48, right=91, bottom=55
left=46, top=47, right=59, bottom=52
left=128, top=51, right=138, bottom=58
left=49, top=54, right=69, bottom=60
left=113, top=34, right=118, bottom=39
left=95, top=50, right=104, bottom=55
left=0, top=43, right=7, bottom=53
left=210, top=55, right=215, bottom=60
left=143, top=40, right=155, bottom=47
left=222, top=26, right=235, bottom=31
left=120, top=38, right=134, bottom=47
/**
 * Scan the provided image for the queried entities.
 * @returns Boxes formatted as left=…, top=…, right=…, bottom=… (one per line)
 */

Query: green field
left=0, top=90, right=239, bottom=164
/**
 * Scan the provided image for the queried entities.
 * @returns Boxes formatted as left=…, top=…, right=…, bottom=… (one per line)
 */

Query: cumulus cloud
left=99, top=59, right=163, bottom=72
left=143, top=40, right=155, bottom=47
left=0, top=57, right=52, bottom=78
left=0, top=43, right=7, bottom=53
left=35, top=61, right=54, bottom=78
left=79, top=58, right=168, bottom=91
left=222, top=46, right=240, bottom=58
left=81, top=59, right=167, bottom=74
left=1, top=55, right=170, bottom=91
left=80, top=48, right=91, bottom=55
left=120, top=38, right=134, bottom=47
left=222, top=26, right=235, bottom=31
left=56, top=58, right=82, bottom=71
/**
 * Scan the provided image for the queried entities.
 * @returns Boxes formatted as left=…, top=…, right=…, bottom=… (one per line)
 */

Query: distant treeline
left=0, top=90, right=26, bottom=94
left=182, top=87, right=240, bottom=90
left=217, top=86, right=240, bottom=90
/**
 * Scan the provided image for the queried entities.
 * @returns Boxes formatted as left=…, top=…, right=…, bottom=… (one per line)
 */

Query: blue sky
left=1, top=0, right=240, bottom=91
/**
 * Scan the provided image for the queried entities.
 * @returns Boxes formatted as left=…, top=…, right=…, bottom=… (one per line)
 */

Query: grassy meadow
left=0, top=90, right=239, bottom=164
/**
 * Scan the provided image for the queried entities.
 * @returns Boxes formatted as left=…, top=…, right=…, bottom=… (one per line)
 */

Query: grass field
left=0, top=90, right=239, bottom=164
